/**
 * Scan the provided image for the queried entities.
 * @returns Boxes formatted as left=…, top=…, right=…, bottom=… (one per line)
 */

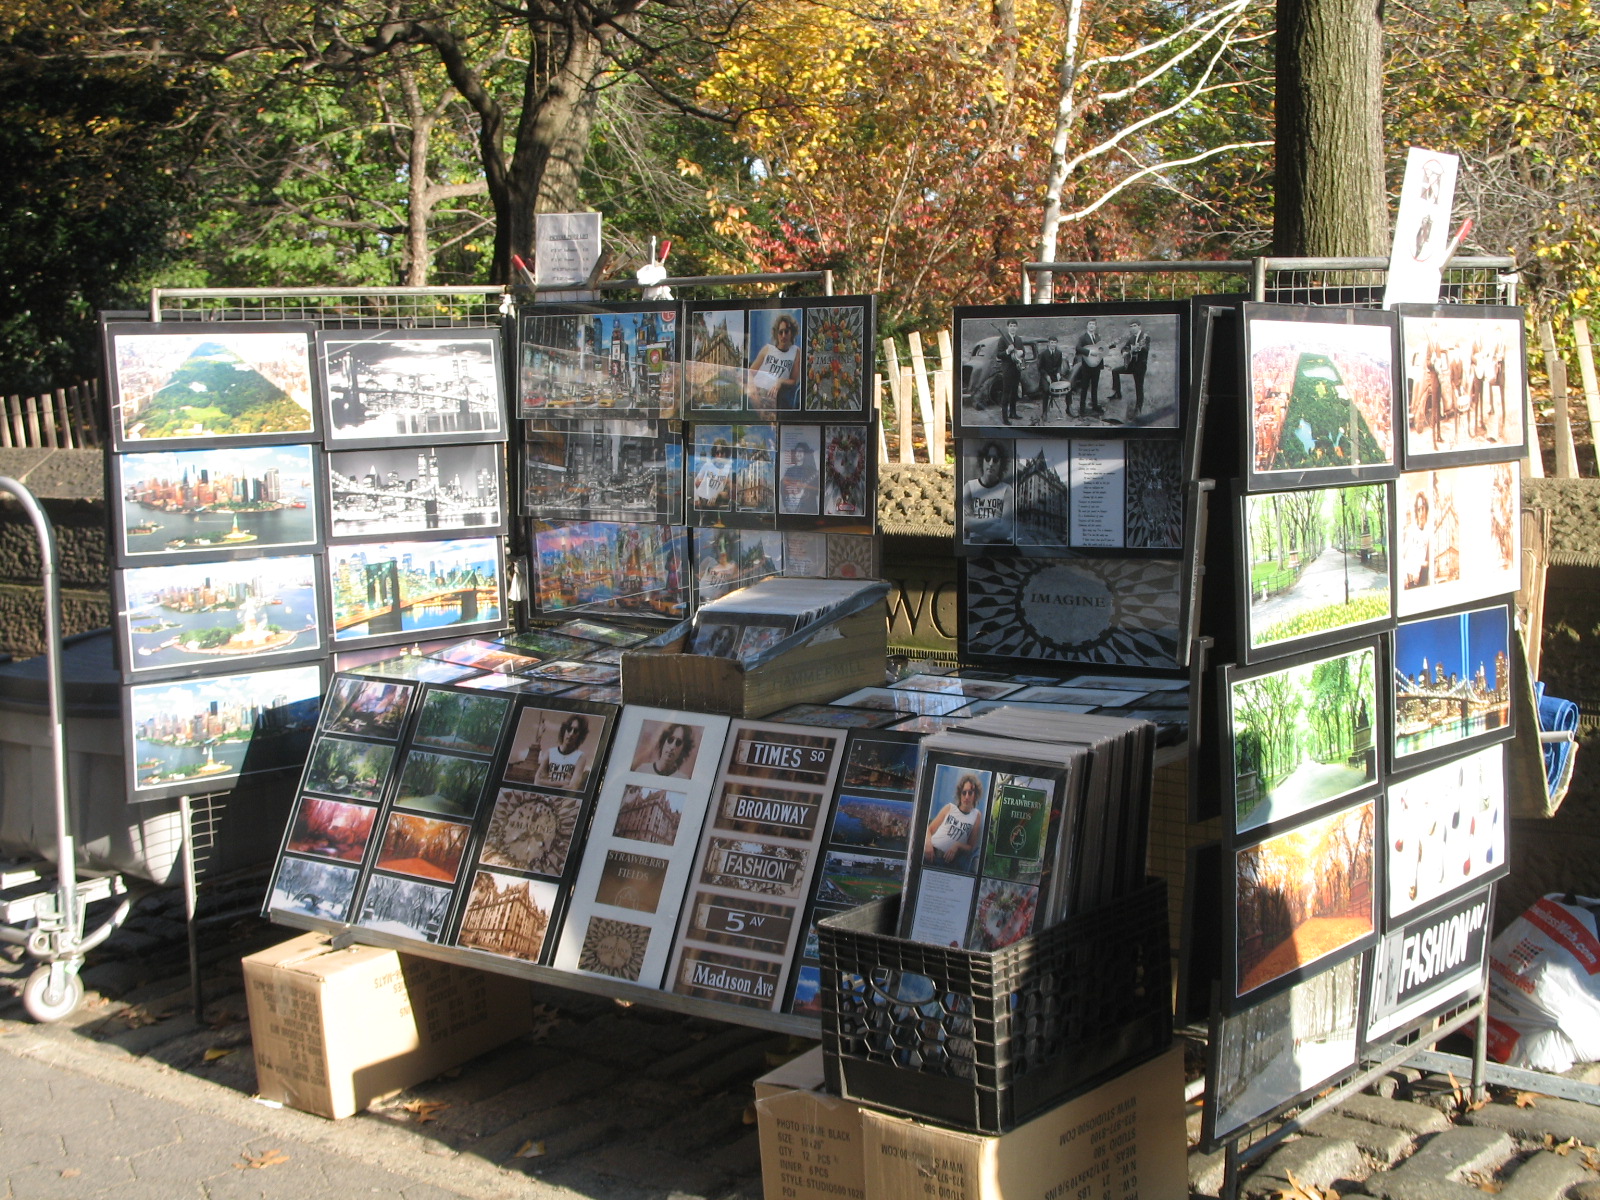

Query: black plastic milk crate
left=817, top=878, right=1170, bottom=1134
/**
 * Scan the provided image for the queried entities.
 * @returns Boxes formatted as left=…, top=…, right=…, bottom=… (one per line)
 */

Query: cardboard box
left=755, top=1047, right=868, bottom=1200
left=243, top=933, right=532, bottom=1119
left=861, top=1047, right=1187, bottom=1200
left=755, top=1047, right=1186, bottom=1200
left=622, top=609, right=886, bottom=718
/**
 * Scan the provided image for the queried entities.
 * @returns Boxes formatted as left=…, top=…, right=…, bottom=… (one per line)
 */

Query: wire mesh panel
left=149, top=286, right=511, bottom=328
left=1024, top=261, right=1253, bottom=305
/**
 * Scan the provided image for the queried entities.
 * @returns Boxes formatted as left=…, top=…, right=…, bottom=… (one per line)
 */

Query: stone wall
left=0, top=449, right=111, bottom=659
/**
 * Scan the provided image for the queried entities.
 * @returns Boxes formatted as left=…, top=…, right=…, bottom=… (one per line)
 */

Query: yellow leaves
left=677, top=157, right=705, bottom=179
left=237, top=1149, right=290, bottom=1170
left=1514, top=1090, right=1541, bottom=1108
left=202, top=1046, right=235, bottom=1063
left=400, top=1099, right=450, bottom=1123
left=1273, top=1168, right=1339, bottom=1200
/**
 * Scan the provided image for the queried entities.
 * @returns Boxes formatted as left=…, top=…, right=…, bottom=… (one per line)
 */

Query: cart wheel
left=22, top=965, right=83, bottom=1023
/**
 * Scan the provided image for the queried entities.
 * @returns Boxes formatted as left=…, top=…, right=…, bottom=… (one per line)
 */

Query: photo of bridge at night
left=322, top=329, right=504, bottom=443
left=329, top=536, right=503, bottom=643
left=1393, top=605, right=1510, bottom=759
left=327, top=444, right=503, bottom=538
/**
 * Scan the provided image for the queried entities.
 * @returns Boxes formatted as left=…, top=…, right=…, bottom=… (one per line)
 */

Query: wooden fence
left=1539, top=317, right=1600, bottom=479
left=876, top=333, right=953, bottom=465
left=0, top=381, right=103, bottom=449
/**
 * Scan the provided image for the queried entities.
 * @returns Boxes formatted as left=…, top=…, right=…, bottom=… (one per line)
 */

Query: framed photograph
left=1204, top=956, right=1363, bottom=1147
left=523, top=423, right=679, bottom=525
left=804, top=303, right=869, bottom=413
left=480, top=786, right=584, bottom=876
left=267, top=857, right=360, bottom=924
left=502, top=705, right=607, bottom=794
left=1230, top=797, right=1377, bottom=1004
left=393, top=748, right=493, bottom=819
left=285, top=796, right=379, bottom=863
left=746, top=306, right=804, bottom=412
left=1396, top=305, right=1526, bottom=467
left=689, top=423, right=736, bottom=514
left=116, top=554, right=326, bottom=679
left=410, top=686, right=512, bottom=757
left=1393, top=602, right=1513, bottom=768
left=684, top=305, right=748, bottom=412
left=957, top=436, right=1185, bottom=554
left=530, top=520, right=682, bottom=614
left=1386, top=743, right=1506, bottom=925
left=104, top=321, right=317, bottom=451
left=112, top=444, right=320, bottom=565
left=455, top=871, right=563, bottom=962
left=735, top=424, right=778, bottom=515
left=518, top=303, right=679, bottom=419
left=1242, top=304, right=1398, bottom=490
left=318, top=326, right=505, bottom=447
left=1240, top=483, right=1392, bottom=662
left=954, top=302, right=1185, bottom=435
left=426, top=639, right=542, bottom=676
left=778, top=426, right=823, bottom=516
left=961, top=555, right=1184, bottom=670
left=127, top=661, right=323, bottom=802
left=1365, top=885, right=1492, bottom=1045
left=301, top=734, right=397, bottom=802
left=694, top=528, right=784, bottom=605
left=357, top=873, right=454, bottom=942
left=326, top=536, right=505, bottom=649
left=326, top=443, right=505, bottom=542
left=318, top=676, right=414, bottom=741
left=1396, top=463, right=1520, bottom=618
left=1225, top=640, right=1381, bottom=837
left=822, top=425, right=871, bottom=521
left=375, top=810, right=472, bottom=884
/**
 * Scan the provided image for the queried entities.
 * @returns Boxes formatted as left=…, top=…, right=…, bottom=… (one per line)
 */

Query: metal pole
left=0, top=479, right=73, bottom=920
left=179, top=794, right=204, bottom=1020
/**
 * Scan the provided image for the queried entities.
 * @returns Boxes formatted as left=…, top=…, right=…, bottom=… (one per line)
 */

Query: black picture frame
left=1394, top=304, right=1528, bottom=469
left=126, top=659, right=325, bottom=804
left=1227, top=795, right=1379, bottom=1009
left=517, top=301, right=681, bottom=421
left=1236, top=480, right=1395, bottom=665
left=1390, top=599, right=1514, bottom=772
left=104, top=320, right=320, bottom=452
left=1202, top=954, right=1364, bottom=1149
left=954, top=434, right=1186, bottom=557
left=325, top=535, right=507, bottom=652
left=1241, top=303, right=1399, bottom=492
left=317, top=326, right=507, bottom=448
left=114, top=552, right=328, bottom=681
left=1363, top=883, right=1493, bottom=1047
left=522, top=421, right=681, bottom=526
left=958, top=554, right=1186, bottom=672
left=683, top=297, right=876, bottom=422
left=1222, top=636, right=1384, bottom=841
left=325, top=442, right=507, bottom=544
left=110, top=442, right=323, bottom=567
left=1383, top=742, right=1508, bottom=930
left=952, top=301, right=1189, bottom=437
left=1395, top=462, right=1521, bottom=619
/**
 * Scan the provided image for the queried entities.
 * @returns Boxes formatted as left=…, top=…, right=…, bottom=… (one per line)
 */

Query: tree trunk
left=1273, top=0, right=1386, bottom=256
left=496, top=25, right=607, bottom=283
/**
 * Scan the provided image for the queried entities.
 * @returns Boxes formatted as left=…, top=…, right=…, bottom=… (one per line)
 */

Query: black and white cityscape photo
left=326, top=444, right=504, bottom=539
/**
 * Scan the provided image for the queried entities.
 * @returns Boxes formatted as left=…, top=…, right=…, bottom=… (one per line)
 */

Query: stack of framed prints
left=1196, top=299, right=1523, bottom=1151
left=104, top=317, right=513, bottom=804
left=950, top=303, right=1195, bottom=675
left=267, top=668, right=619, bottom=965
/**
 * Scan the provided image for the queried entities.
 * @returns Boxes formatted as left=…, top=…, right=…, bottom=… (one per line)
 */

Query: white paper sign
left=1383, top=147, right=1461, bottom=309
left=535, top=212, right=603, bottom=289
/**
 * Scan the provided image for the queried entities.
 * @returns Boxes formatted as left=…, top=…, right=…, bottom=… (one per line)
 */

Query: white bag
left=1486, top=893, right=1600, bottom=1072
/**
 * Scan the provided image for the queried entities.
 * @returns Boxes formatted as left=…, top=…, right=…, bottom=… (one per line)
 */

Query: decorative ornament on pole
left=637, top=237, right=674, bottom=300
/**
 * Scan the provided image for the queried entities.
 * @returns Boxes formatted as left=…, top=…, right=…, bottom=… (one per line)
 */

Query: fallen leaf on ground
left=237, top=1149, right=289, bottom=1170
left=400, top=1099, right=450, bottom=1123
left=1477, top=1182, right=1501, bottom=1193
left=203, top=1047, right=235, bottom=1062
left=515, top=1140, right=546, bottom=1159
left=1272, top=1168, right=1338, bottom=1200
left=1514, top=1092, right=1539, bottom=1108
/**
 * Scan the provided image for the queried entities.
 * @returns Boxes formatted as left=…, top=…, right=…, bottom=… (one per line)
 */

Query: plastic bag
left=1486, top=893, right=1600, bottom=1073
